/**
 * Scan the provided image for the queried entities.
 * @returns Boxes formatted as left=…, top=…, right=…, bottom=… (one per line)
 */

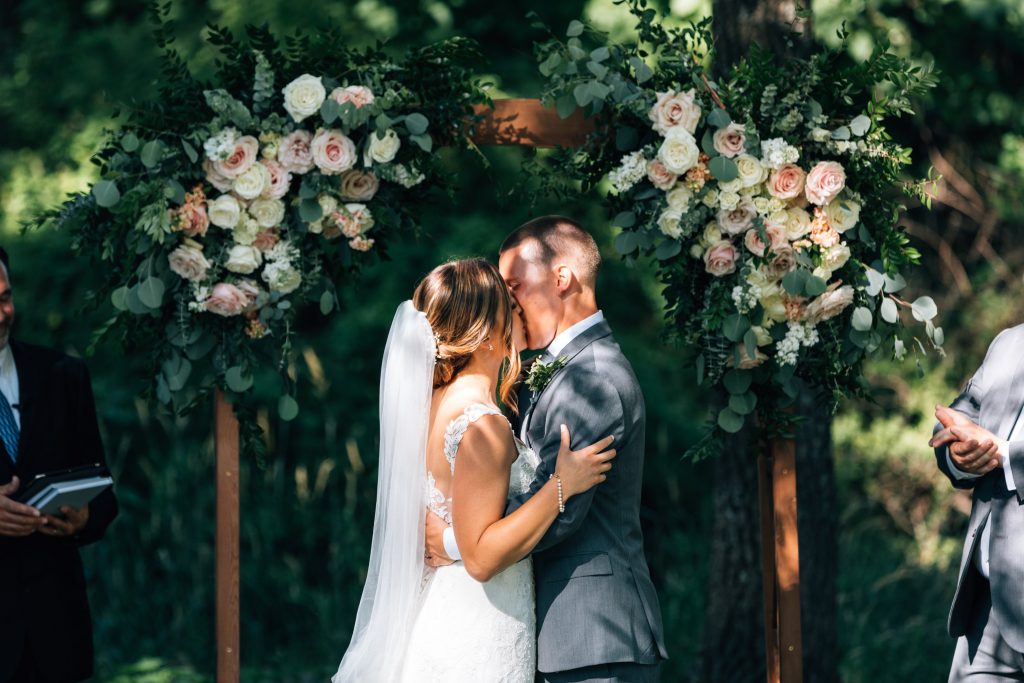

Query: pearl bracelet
left=550, top=473, right=565, bottom=513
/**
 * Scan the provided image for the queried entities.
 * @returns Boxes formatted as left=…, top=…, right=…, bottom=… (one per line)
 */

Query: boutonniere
left=525, top=356, right=568, bottom=394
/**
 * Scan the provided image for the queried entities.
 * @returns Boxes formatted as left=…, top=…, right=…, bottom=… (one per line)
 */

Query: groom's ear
left=554, top=264, right=574, bottom=292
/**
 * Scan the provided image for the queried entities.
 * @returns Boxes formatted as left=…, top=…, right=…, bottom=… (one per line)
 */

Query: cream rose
left=311, top=129, right=357, bottom=175
left=339, top=170, right=380, bottom=201
left=277, top=130, right=315, bottom=174
left=822, top=243, right=851, bottom=271
left=768, top=164, right=806, bottom=201
left=825, top=198, right=861, bottom=233
left=805, top=161, right=847, bottom=206
left=205, top=283, right=248, bottom=317
left=204, top=158, right=235, bottom=192
left=701, top=222, right=723, bottom=247
left=213, top=136, right=259, bottom=179
left=713, top=123, right=747, bottom=158
left=249, top=198, right=285, bottom=229
left=646, top=159, right=677, bottom=190
left=657, top=128, right=700, bottom=175
left=366, top=129, right=401, bottom=165
left=168, top=239, right=211, bottom=282
left=804, top=284, right=855, bottom=324
left=225, top=245, right=262, bottom=274
left=261, top=261, right=302, bottom=294
left=208, top=195, right=241, bottom=229
left=718, top=198, right=757, bottom=235
left=704, top=240, right=738, bottom=277
left=736, top=155, right=768, bottom=188
left=666, top=185, right=693, bottom=211
left=648, top=89, right=701, bottom=135
left=657, top=208, right=684, bottom=239
left=233, top=163, right=271, bottom=200
left=330, top=85, right=375, bottom=109
left=260, top=160, right=291, bottom=200
left=282, top=74, right=326, bottom=123
left=784, top=207, right=812, bottom=240
left=233, top=215, right=261, bottom=246
left=718, top=190, right=740, bottom=211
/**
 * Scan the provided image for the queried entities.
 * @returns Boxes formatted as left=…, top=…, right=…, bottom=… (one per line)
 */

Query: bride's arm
left=451, top=416, right=613, bottom=582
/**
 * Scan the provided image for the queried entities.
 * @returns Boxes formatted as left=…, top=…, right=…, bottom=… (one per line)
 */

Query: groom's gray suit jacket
left=934, top=324, right=1024, bottom=651
left=506, top=320, right=667, bottom=674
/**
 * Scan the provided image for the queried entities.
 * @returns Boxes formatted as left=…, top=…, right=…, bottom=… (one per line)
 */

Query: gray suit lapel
left=995, top=351, right=1024, bottom=438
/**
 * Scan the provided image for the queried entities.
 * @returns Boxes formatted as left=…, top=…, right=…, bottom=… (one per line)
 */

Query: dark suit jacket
left=0, top=339, right=118, bottom=683
left=506, top=321, right=667, bottom=673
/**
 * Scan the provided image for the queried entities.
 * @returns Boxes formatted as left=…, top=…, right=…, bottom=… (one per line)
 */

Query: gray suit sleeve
left=934, top=331, right=1002, bottom=489
left=506, top=372, right=624, bottom=553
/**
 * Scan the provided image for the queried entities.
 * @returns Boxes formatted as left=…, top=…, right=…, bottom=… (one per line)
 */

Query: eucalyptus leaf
left=729, top=392, right=757, bottom=415
left=782, top=270, right=809, bottom=296
left=883, top=273, right=907, bottom=293
left=137, top=277, right=165, bottom=309
left=880, top=297, right=899, bottom=324
left=141, top=140, right=163, bottom=168
left=696, top=354, right=705, bottom=385
left=587, top=61, right=609, bottom=79
left=573, top=82, right=593, bottom=108
left=590, top=46, right=610, bottom=62
left=804, top=275, right=827, bottom=297
left=629, top=56, right=653, bottom=84
left=708, top=156, right=738, bottom=182
left=409, top=133, right=433, bottom=152
left=320, top=291, right=335, bottom=315
left=181, top=140, right=199, bottom=164
left=722, top=314, right=750, bottom=342
left=850, top=115, right=871, bottom=136
left=723, top=369, right=753, bottom=394
left=111, top=286, right=129, bottom=311
left=865, top=268, right=885, bottom=296
left=278, top=395, right=300, bottom=421
left=299, top=198, right=323, bottom=222
left=164, top=179, right=186, bottom=204
left=405, top=112, right=429, bottom=135
left=225, top=366, right=254, bottom=393
left=566, top=20, right=584, bottom=37
left=556, top=95, right=577, bottom=119
left=121, top=133, right=140, bottom=152
left=717, top=407, right=744, bottom=433
left=911, top=296, right=938, bottom=322
left=707, top=108, right=731, bottom=129
left=92, top=180, right=121, bottom=208
left=655, top=239, right=682, bottom=260
left=614, top=231, right=639, bottom=255
left=851, top=306, right=873, bottom=332
left=612, top=211, right=636, bottom=228
left=831, top=126, right=851, bottom=141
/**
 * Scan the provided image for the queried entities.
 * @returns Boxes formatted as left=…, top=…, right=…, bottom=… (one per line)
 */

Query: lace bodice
left=426, top=403, right=540, bottom=524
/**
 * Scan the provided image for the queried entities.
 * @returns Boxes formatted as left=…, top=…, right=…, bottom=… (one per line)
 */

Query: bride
left=333, top=258, right=616, bottom=682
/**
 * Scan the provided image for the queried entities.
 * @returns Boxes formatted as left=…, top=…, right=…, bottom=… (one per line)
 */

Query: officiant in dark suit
left=0, top=248, right=118, bottom=683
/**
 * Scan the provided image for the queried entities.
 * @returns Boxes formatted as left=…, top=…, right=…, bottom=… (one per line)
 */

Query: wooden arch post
left=212, top=98, right=802, bottom=683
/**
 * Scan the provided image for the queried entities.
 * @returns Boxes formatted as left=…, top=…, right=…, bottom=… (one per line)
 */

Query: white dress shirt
left=0, top=344, right=21, bottom=430
left=946, top=408, right=1020, bottom=579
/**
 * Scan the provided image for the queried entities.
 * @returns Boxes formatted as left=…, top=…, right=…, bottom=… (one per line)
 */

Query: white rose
left=657, top=128, right=700, bottom=175
left=701, top=222, right=723, bottom=246
left=822, top=243, right=851, bottom=271
left=666, top=185, right=693, bottom=211
left=718, top=198, right=758, bottom=235
left=784, top=207, right=812, bottom=240
left=657, top=208, right=684, bottom=239
left=233, top=215, right=261, bottom=246
left=366, top=129, right=401, bottom=165
left=225, top=245, right=262, bottom=274
left=282, top=74, right=326, bottom=123
left=825, top=198, right=861, bottom=233
left=261, top=261, right=303, bottom=294
left=718, top=191, right=741, bottom=211
left=702, top=188, right=719, bottom=208
left=208, top=194, right=241, bottom=229
left=735, top=155, right=767, bottom=188
left=249, top=198, right=286, bottom=229
left=718, top=178, right=745, bottom=194
left=689, top=244, right=704, bottom=259
left=233, top=163, right=271, bottom=200
left=812, top=265, right=833, bottom=281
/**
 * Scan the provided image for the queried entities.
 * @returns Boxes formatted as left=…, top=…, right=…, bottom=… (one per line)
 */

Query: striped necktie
left=0, top=390, right=19, bottom=463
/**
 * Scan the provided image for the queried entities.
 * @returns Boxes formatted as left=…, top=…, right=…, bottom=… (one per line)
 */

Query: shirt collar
left=0, top=344, right=13, bottom=374
left=545, top=310, right=605, bottom=359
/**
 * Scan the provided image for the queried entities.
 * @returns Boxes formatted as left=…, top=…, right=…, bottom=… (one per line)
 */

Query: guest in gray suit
left=931, top=325, right=1024, bottom=681
left=427, top=216, right=667, bottom=682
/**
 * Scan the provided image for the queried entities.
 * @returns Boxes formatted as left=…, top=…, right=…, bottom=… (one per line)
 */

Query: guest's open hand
left=930, top=405, right=1004, bottom=475
left=40, top=504, right=89, bottom=537
left=0, top=477, right=47, bottom=537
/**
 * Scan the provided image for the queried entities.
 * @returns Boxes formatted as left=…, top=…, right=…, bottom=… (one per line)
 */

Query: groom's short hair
left=500, top=216, right=601, bottom=287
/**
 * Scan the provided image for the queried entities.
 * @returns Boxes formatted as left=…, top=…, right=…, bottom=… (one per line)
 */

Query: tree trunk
left=701, top=7, right=835, bottom=680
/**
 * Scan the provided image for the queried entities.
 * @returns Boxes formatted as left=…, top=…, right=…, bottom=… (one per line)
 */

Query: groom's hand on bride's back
left=930, top=405, right=1004, bottom=475
left=424, top=510, right=454, bottom=567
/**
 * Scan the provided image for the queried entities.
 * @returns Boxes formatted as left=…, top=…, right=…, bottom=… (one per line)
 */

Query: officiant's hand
left=0, top=477, right=47, bottom=537
left=40, top=505, right=89, bottom=537
left=930, top=406, right=1004, bottom=474
left=424, top=509, right=454, bottom=567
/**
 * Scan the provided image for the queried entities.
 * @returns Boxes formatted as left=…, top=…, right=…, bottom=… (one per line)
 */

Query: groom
left=426, top=216, right=667, bottom=682
left=930, top=325, right=1024, bottom=680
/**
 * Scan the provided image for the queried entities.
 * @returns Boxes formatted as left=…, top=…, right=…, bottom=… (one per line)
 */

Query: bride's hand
left=553, top=425, right=616, bottom=499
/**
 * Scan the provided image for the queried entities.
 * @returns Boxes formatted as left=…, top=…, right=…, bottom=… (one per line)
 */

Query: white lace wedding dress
left=399, top=403, right=540, bottom=682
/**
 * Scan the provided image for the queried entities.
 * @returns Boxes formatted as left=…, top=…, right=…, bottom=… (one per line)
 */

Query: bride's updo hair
left=413, top=258, right=521, bottom=411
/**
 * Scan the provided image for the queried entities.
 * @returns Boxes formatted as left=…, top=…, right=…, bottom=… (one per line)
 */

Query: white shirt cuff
left=442, top=526, right=462, bottom=561
left=947, top=452, right=983, bottom=480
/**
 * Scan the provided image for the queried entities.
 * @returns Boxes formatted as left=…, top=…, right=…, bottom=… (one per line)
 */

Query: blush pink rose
left=649, top=89, right=702, bottom=136
left=204, top=158, right=235, bottom=193
left=277, top=130, right=315, bottom=174
left=712, top=123, right=746, bottom=158
left=252, top=228, right=280, bottom=252
left=704, top=240, right=738, bottom=277
left=718, top=199, right=757, bottom=235
left=311, top=129, right=357, bottom=175
left=260, top=160, right=291, bottom=199
left=767, top=225, right=788, bottom=251
left=330, top=85, right=375, bottom=109
left=646, top=159, right=677, bottom=191
left=744, top=229, right=768, bottom=257
left=213, top=136, right=259, bottom=179
left=205, top=283, right=249, bottom=317
left=804, top=161, right=846, bottom=206
left=236, top=280, right=261, bottom=311
left=768, top=164, right=806, bottom=201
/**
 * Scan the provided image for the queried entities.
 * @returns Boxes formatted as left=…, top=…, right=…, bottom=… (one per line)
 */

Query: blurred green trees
left=1, top=0, right=1022, bottom=680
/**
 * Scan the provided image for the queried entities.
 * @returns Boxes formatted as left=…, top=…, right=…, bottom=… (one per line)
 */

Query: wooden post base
left=215, top=390, right=240, bottom=683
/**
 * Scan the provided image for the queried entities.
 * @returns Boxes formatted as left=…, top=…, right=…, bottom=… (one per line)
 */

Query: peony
left=233, top=163, right=271, bottom=200
left=805, top=161, right=846, bottom=206
left=822, top=243, right=851, bottom=272
left=349, top=235, right=376, bottom=252
left=646, top=159, right=677, bottom=191
left=736, top=155, right=768, bottom=188
left=657, top=208, right=684, bottom=239
left=330, top=85, right=375, bottom=109
left=260, top=160, right=291, bottom=200
left=262, top=260, right=303, bottom=294
left=249, top=198, right=286, bottom=229
left=666, top=185, right=693, bottom=211
left=225, top=245, right=262, bottom=274
left=825, top=198, right=861, bottom=233
left=768, top=164, right=806, bottom=201
left=213, top=135, right=259, bottom=179
left=203, top=158, right=235, bottom=193
left=718, top=198, right=758, bottom=235
left=657, top=128, right=700, bottom=175
left=205, top=283, right=249, bottom=317
left=312, top=129, right=358, bottom=175
left=804, top=284, right=854, bottom=324
left=366, top=129, right=401, bottom=165
left=168, top=239, right=210, bottom=282
left=282, top=74, right=326, bottom=123
left=277, top=130, right=315, bottom=174
left=704, top=240, right=738, bottom=277
left=339, top=170, right=380, bottom=201
left=649, top=89, right=701, bottom=136
left=713, top=123, right=747, bottom=158
left=208, top=194, right=241, bottom=229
